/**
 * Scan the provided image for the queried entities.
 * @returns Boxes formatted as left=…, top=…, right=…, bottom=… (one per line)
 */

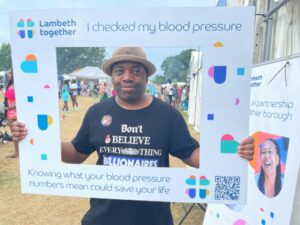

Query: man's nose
left=122, top=69, right=133, bottom=81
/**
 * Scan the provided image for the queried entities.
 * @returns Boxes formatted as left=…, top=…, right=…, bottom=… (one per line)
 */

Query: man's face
left=261, top=140, right=280, bottom=176
left=111, top=62, right=148, bottom=103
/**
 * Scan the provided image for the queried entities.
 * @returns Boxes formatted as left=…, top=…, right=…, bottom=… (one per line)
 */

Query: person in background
left=99, top=82, right=108, bottom=102
left=70, top=79, right=79, bottom=110
left=77, top=80, right=82, bottom=96
left=4, top=69, right=18, bottom=158
left=180, top=85, right=189, bottom=112
left=62, top=80, right=70, bottom=112
left=166, top=79, right=173, bottom=105
left=147, top=79, right=156, bottom=97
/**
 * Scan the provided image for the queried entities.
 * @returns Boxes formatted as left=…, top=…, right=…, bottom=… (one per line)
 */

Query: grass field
left=0, top=96, right=205, bottom=225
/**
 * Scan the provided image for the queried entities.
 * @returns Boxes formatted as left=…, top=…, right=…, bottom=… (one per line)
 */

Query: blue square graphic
left=207, top=114, right=214, bottom=120
left=237, top=67, right=245, bottom=76
left=27, top=96, right=34, bottom=102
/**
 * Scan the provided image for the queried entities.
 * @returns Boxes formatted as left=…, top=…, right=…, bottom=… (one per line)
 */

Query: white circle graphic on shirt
left=101, top=115, right=112, bottom=127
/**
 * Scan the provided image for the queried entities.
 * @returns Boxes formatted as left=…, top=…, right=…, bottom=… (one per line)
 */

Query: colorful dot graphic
left=37, top=114, right=53, bottom=131
left=27, top=96, right=34, bottom=102
left=207, top=114, right=214, bottom=120
left=41, top=154, right=48, bottom=160
left=208, top=66, right=227, bottom=84
left=20, top=54, right=38, bottom=73
left=199, top=189, right=210, bottom=199
left=237, top=67, right=245, bottom=76
left=220, top=134, right=239, bottom=154
left=213, top=41, right=224, bottom=47
left=233, top=219, right=247, bottom=225
left=186, top=188, right=196, bottom=198
left=186, top=175, right=196, bottom=185
left=260, top=208, right=275, bottom=225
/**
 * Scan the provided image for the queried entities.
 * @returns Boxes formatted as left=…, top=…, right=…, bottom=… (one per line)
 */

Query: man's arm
left=11, top=121, right=89, bottom=164
left=61, top=142, right=89, bottom=164
left=181, top=137, right=254, bottom=168
left=182, top=148, right=199, bottom=168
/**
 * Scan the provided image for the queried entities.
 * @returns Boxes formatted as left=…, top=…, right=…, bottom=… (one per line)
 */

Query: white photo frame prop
left=10, top=8, right=254, bottom=204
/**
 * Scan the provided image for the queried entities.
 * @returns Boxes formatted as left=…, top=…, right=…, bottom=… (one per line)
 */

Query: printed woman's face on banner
left=252, top=132, right=289, bottom=198
left=260, top=139, right=280, bottom=177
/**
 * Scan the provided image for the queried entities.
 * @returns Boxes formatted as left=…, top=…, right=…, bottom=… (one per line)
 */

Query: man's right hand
left=11, top=121, right=28, bottom=142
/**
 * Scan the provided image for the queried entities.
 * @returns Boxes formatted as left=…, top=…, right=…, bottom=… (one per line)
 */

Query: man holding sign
left=12, top=47, right=254, bottom=225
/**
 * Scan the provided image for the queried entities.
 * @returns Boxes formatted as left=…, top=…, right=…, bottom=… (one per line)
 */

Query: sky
left=0, top=0, right=214, bottom=44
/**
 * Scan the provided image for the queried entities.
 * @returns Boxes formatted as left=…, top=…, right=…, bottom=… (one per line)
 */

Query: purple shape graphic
left=233, top=219, right=246, bottom=225
left=208, top=66, right=214, bottom=78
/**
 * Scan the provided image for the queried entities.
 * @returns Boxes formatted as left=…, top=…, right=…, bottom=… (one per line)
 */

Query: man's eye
left=113, top=69, right=123, bottom=75
left=132, top=69, right=140, bottom=74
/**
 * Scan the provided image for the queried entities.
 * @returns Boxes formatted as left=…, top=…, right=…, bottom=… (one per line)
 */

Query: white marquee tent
left=69, top=66, right=110, bottom=80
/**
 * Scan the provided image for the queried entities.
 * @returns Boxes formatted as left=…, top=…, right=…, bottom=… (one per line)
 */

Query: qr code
left=214, top=176, right=240, bottom=201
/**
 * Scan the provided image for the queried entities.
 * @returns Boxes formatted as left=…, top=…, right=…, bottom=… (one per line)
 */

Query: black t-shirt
left=72, top=97, right=199, bottom=225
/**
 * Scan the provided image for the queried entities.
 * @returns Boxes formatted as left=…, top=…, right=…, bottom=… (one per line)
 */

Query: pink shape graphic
left=44, top=84, right=50, bottom=88
left=208, top=66, right=214, bottom=78
left=260, top=208, right=264, bottom=212
left=221, top=134, right=234, bottom=141
left=233, top=219, right=246, bottom=225
left=235, top=98, right=240, bottom=105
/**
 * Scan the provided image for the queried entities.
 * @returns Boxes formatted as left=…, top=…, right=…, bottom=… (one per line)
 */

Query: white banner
left=10, top=8, right=254, bottom=203
left=203, top=56, right=300, bottom=224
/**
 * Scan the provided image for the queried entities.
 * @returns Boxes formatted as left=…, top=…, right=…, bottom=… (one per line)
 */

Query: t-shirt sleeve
left=169, top=111, right=199, bottom=159
left=71, top=109, right=96, bottom=154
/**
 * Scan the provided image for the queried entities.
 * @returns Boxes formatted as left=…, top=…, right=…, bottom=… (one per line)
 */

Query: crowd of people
left=147, top=79, right=190, bottom=112
left=0, top=69, right=18, bottom=158
left=59, top=79, right=113, bottom=112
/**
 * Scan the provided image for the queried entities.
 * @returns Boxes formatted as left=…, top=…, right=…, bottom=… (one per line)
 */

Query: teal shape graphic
left=27, top=19, right=35, bottom=27
left=200, top=176, right=210, bottom=186
left=220, top=134, right=239, bottom=154
left=17, top=19, right=25, bottom=27
left=186, top=175, right=196, bottom=185
left=199, top=189, right=209, bottom=199
left=220, top=140, right=239, bottom=153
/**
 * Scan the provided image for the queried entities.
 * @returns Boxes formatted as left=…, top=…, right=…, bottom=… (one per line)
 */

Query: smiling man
left=11, top=47, right=254, bottom=225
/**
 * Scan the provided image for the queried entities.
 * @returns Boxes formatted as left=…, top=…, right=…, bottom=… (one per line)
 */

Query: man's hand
left=238, top=136, right=254, bottom=161
left=11, top=121, right=28, bottom=142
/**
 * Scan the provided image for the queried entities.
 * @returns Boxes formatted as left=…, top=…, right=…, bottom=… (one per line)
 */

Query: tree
left=56, top=47, right=106, bottom=75
left=160, top=49, right=194, bottom=82
left=0, top=43, right=12, bottom=71
left=153, top=74, right=166, bottom=85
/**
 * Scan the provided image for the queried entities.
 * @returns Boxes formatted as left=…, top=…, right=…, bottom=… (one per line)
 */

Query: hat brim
left=102, top=55, right=156, bottom=76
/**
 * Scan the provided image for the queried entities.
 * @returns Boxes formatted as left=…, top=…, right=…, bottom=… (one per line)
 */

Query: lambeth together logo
left=185, top=175, right=210, bottom=199
left=17, top=18, right=35, bottom=39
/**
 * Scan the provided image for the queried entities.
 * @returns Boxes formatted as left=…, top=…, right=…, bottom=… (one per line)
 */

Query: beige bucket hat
left=102, top=47, right=156, bottom=76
